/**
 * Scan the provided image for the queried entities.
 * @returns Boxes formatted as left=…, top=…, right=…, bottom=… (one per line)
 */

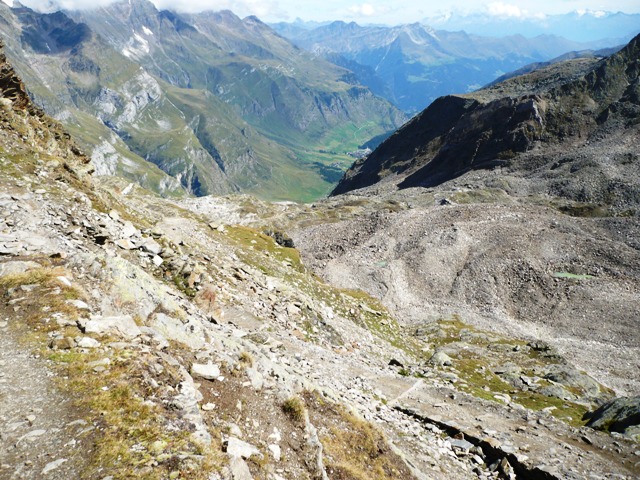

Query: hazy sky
left=12, top=0, right=640, bottom=24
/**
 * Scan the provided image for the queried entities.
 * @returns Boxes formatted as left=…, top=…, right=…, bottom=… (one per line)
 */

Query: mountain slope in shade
left=332, top=33, right=640, bottom=214
left=274, top=20, right=623, bottom=114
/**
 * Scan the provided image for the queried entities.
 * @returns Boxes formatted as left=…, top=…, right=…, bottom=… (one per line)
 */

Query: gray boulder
left=584, top=396, right=640, bottom=437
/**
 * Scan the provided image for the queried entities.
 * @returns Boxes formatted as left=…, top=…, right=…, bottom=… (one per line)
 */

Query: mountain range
left=4, top=1, right=638, bottom=204
left=0, top=0, right=405, bottom=202
left=424, top=10, right=640, bottom=43
left=273, top=20, right=629, bottom=114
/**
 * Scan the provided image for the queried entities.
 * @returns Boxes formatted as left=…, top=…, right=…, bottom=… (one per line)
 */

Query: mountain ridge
left=274, top=19, right=627, bottom=113
left=331, top=32, right=640, bottom=213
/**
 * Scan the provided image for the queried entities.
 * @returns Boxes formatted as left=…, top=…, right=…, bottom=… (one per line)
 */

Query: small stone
left=450, top=438, right=474, bottom=451
left=88, top=358, right=111, bottom=369
left=141, top=238, right=163, bottom=255
left=268, top=444, right=281, bottom=462
left=121, top=221, right=139, bottom=239
left=108, top=210, right=120, bottom=221
left=245, top=367, right=264, bottom=390
left=201, top=403, right=216, bottom=411
left=229, top=424, right=243, bottom=438
left=428, top=351, right=453, bottom=366
left=18, top=429, right=46, bottom=443
left=227, top=456, right=251, bottom=480
left=42, top=459, right=67, bottom=475
left=191, top=363, right=221, bottom=380
left=67, top=299, right=91, bottom=310
left=76, top=337, right=101, bottom=348
left=56, top=276, right=73, bottom=287
left=224, top=437, right=262, bottom=459
left=83, top=315, right=141, bottom=339
left=152, top=255, right=163, bottom=267
left=115, top=239, right=136, bottom=250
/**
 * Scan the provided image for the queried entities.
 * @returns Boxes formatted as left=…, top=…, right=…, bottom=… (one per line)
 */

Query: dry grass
left=53, top=348, right=223, bottom=479
left=239, top=351, right=254, bottom=367
left=1, top=264, right=223, bottom=479
left=282, top=396, right=307, bottom=424
left=0, top=266, right=87, bottom=332
left=303, top=391, right=415, bottom=480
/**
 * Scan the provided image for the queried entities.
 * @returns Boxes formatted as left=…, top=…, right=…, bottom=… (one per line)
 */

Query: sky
left=9, top=0, right=640, bottom=24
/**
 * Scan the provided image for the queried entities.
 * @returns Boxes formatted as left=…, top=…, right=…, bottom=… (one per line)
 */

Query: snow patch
left=1, top=0, right=14, bottom=7
left=121, top=33, right=150, bottom=60
left=142, top=26, right=154, bottom=36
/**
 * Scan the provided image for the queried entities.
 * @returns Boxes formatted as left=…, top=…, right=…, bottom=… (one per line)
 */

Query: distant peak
left=243, top=15, right=265, bottom=26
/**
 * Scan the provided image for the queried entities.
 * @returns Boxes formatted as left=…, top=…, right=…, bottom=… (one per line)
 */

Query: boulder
left=191, top=363, right=221, bottom=380
left=83, top=315, right=141, bottom=339
left=0, top=260, right=41, bottom=276
left=149, top=313, right=205, bottom=350
left=584, top=396, right=640, bottom=436
left=429, top=351, right=453, bottom=366
left=224, top=437, right=262, bottom=459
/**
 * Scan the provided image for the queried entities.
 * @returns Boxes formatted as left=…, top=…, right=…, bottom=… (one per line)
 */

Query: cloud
left=19, top=0, right=289, bottom=20
left=485, top=2, right=545, bottom=19
left=486, top=2, right=524, bottom=17
left=348, top=3, right=376, bottom=16
left=20, top=0, right=118, bottom=12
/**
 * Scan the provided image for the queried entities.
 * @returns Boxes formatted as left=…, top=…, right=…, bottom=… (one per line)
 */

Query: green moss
left=450, top=188, right=511, bottom=204
left=552, top=272, right=595, bottom=280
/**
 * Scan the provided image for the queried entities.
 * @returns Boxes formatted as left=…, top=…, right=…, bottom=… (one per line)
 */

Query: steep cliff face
left=332, top=33, right=640, bottom=211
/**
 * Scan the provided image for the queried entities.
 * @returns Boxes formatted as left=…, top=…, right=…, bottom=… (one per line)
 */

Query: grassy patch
left=282, top=396, right=307, bottom=424
left=224, top=225, right=304, bottom=274
left=552, top=272, right=595, bottom=280
left=0, top=266, right=86, bottom=332
left=1, top=264, right=221, bottom=478
left=304, top=391, right=414, bottom=480
left=450, top=188, right=511, bottom=204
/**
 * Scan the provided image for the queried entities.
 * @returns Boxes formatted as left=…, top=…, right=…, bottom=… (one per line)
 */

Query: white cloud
left=485, top=2, right=545, bottom=20
left=18, top=0, right=289, bottom=19
left=348, top=3, right=376, bottom=16
left=486, top=2, right=524, bottom=18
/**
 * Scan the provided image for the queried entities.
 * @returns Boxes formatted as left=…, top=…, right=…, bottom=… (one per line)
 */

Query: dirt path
left=0, top=323, right=92, bottom=479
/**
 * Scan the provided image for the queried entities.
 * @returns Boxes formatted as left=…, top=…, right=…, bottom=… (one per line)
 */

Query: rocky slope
left=332, top=33, right=640, bottom=214
left=1, top=35, right=639, bottom=480
left=0, top=0, right=405, bottom=202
